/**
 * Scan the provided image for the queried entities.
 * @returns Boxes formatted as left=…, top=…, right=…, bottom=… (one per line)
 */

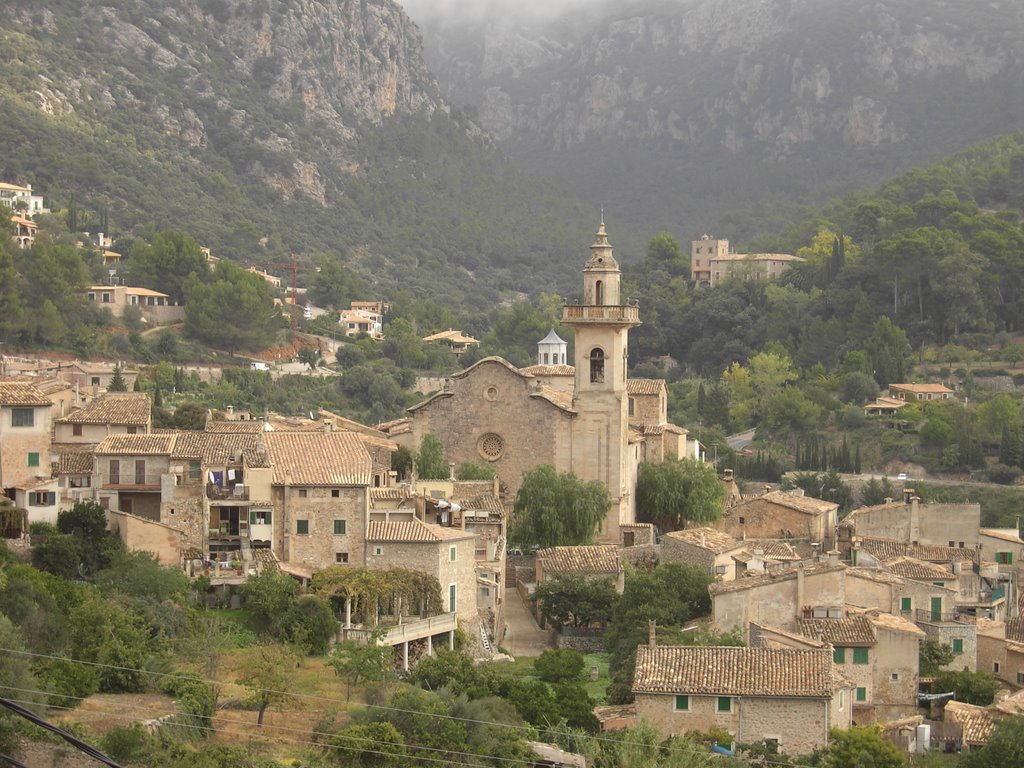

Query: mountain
left=409, top=0, right=1024, bottom=252
left=0, top=0, right=596, bottom=309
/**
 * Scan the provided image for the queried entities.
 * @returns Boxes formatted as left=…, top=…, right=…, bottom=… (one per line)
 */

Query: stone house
left=54, top=392, right=152, bottom=443
left=661, top=527, right=747, bottom=581
left=795, top=612, right=924, bottom=723
left=838, top=492, right=981, bottom=555
left=632, top=645, right=853, bottom=755
left=888, top=383, right=954, bottom=402
left=365, top=519, right=478, bottom=626
left=535, top=544, right=624, bottom=594
left=263, top=431, right=373, bottom=573
left=56, top=361, right=140, bottom=396
left=92, top=434, right=176, bottom=521
left=710, top=561, right=847, bottom=638
left=976, top=617, right=1024, bottom=686
left=0, top=380, right=53, bottom=508
left=86, top=285, right=184, bottom=324
left=716, top=489, right=838, bottom=548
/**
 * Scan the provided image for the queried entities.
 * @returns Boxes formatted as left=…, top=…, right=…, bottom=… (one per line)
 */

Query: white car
left=896, top=472, right=908, bottom=481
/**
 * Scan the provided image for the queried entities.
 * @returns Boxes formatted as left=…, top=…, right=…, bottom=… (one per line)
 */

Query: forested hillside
left=0, top=0, right=594, bottom=308
left=411, top=0, right=1024, bottom=252
left=627, top=132, right=1024, bottom=374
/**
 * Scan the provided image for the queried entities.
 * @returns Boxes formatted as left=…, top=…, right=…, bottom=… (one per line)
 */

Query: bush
left=37, top=659, right=100, bottom=707
left=533, top=649, right=585, bottom=683
left=159, top=675, right=217, bottom=737
left=100, top=724, right=155, bottom=763
left=283, top=594, right=337, bottom=655
left=985, top=464, right=1021, bottom=485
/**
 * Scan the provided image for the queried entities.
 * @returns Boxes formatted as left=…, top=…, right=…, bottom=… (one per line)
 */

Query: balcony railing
left=97, top=473, right=164, bottom=489
left=915, top=609, right=976, bottom=625
left=207, top=483, right=249, bottom=501
left=561, top=304, right=640, bottom=323
left=342, top=612, right=458, bottom=646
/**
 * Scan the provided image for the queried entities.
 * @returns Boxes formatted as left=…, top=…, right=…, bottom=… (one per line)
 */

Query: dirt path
left=502, top=589, right=551, bottom=658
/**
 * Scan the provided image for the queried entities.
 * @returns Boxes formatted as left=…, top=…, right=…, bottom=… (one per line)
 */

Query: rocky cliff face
left=413, top=0, right=1024, bottom=240
left=3, top=0, right=445, bottom=201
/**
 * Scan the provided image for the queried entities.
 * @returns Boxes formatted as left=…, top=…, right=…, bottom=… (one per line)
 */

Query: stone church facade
left=396, top=224, right=689, bottom=542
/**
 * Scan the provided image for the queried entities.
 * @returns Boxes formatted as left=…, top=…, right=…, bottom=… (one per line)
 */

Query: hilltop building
left=690, top=234, right=803, bottom=288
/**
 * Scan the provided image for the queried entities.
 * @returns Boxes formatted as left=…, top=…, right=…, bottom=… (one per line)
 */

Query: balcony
left=915, top=609, right=976, bottom=625
left=207, top=483, right=249, bottom=502
left=98, top=473, right=163, bottom=490
left=561, top=304, right=640, bottom=324
left=341, top=612, right=458, bottom=646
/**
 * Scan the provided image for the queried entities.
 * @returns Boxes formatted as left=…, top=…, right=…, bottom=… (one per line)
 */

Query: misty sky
left=400, top=0, right=594, bottom=24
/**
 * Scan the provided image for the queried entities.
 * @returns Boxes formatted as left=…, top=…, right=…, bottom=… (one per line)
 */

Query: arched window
left=595, top=280, right=604, bottom=305
left=590, top=348, right=605, bottom=383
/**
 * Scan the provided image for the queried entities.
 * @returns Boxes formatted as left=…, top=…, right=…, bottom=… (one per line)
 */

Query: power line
left=0, top=687, right=531, bottom=768
left=0, top=647, right=809, bottom=768
left=0, top=695, right=123, bottom=767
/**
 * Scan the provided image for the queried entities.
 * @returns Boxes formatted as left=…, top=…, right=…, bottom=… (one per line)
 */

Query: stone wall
left=108, top=509, right=183, bottom=565
left=635, top=692, right=833, bottom=756
left=275, top=485, right=367, bottom=570
left=552, top=626, right=606, bottom=653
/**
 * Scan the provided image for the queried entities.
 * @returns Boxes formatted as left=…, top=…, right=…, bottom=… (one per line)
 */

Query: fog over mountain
left=405, top=0, right=1024, bottom=249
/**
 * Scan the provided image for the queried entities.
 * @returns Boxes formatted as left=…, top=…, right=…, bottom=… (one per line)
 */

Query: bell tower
left=561, top=222, right=641, bottom=541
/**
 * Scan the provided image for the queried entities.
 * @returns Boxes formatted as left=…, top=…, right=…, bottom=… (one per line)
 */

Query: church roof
left=627, top=379, right=666, bottom=396
left=539, top=328, right=566, bottom=345
left=519, top=364, right=575, bottom=376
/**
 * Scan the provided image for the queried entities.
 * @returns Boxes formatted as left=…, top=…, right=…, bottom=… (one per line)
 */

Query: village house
left=0, top=380, right=55, bottom=520
left=54, top=392, right=152, bottom=443
left=794, top=611, right=924, bottom=723
left=709, top=560, right=847, bottom=638
left=246, top=266, right=281, bottom=288
left=56, top=360, right=140, bottom=396
left=689, top=235, right=804, bottom=288
left=976, top=617, right=1024, bottom=686
left=715, top=489, right=839, bottom=548
left=11, top=214, right=36, bottom=249
left=845, top=567, right=975, bottom=671
left=661, top=527, right=747, bottom=580
left=839, top=491, right=981, bottom=555
left=535, top=544, right=625, bottom=593
left=365, top=519, right=478, bottom=626
left=422, top=329, right=481, bottom=356
left=888, top=383, right=954, bottom=402
left=86, top=285, right=184, bottom=325
left=0, top=182, right=47, bottom=214
left=263, top=431, right=373, bottom=575
left=338, top=301, right=385, bottom=338
left=632, top=645, right=853, bottom=755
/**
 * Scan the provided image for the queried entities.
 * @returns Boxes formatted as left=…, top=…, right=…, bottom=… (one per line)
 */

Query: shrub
left=533, top=649, right=585, bottom=683
left=37, top=659, right=100, bottom=707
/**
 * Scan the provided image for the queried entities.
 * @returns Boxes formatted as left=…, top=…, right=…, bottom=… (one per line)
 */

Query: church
left=385, top=223, right=696, bottom=543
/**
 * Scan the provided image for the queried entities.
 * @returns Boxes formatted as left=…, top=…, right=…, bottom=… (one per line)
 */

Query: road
left=725, top=428, right=757, bottom=451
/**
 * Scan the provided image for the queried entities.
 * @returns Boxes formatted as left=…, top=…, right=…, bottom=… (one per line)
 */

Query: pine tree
left=108, top=365, right=127, bottom=392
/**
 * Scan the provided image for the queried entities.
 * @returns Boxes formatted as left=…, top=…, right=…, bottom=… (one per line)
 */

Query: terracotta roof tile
left=980, top=528, right=1024, bottom=544
left=627, top=379, right=666, bottom=396
left=519, top=364, right=575, bottom=376
left=741, top=541, right=801, bottom=561
left=264, top=432, right=372, bottom=485
left=710, top=561, right=845, bottom=595
left=866, top=612, right=926, bottom=637
left=56, top=393, right=151, bottom=426
left=171, top=431, right=265, bottom=465
left=0, top=380, right=51, bottom=406
left=367, top=519, right=474, bottom=543
left=796, top=615, right=876, bottom=646
left=944, top=701, right=997, bottom=745
left=531, top=386, right=575, bottom=412
left=633, top=646, right=839, bottom=697
left=883, top=556, right=954, bottom=582
left=663, top=527, right=740, bottom=553
left=845, top=566, right=907, bottom=586
left=1007, top=617, right=1024, bottom=643
left=95, top=434, right=176, bottom=455
left=890, top=383, right=954, bottom=394
left=860, top=537, right=978, bottom=563
left=537, top=545, right=620, bottom=574
left=205, top=420, right=265, bottom=434
left=737, top=490, right=838, bottom=515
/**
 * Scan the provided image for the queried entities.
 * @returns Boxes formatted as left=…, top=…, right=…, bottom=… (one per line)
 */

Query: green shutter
left=953, top=639, right=964, bottom=654
left=856, top=687, right=866, bottom=702
left=675, top=694, right=689, bottom=711
left=901, top=597, right=912, bottom=612
left=853, top=647, right=869, bottom=664
left=833, top=647, right=845, bottom=664
left=333, top=519, right=346, bottom=535
left=717, top=697, right=731, bottom=712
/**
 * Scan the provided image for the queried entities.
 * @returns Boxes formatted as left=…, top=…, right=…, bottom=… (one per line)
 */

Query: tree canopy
left=510, top=465, right=611, bottom=547
left=636, top=458, right=726, bottom=532
left=184, top=260, right=284, bottom=354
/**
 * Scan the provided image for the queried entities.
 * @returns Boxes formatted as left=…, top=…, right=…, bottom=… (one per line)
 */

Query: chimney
left=648, top=619, right=657, bottom=648
left=723, top=468, right=734, bottom=481
left=448, top=461, right=456, bottom=481
left=796, top=562, right=805, bottom=619
left=908, top=491, right=920, bottom=543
